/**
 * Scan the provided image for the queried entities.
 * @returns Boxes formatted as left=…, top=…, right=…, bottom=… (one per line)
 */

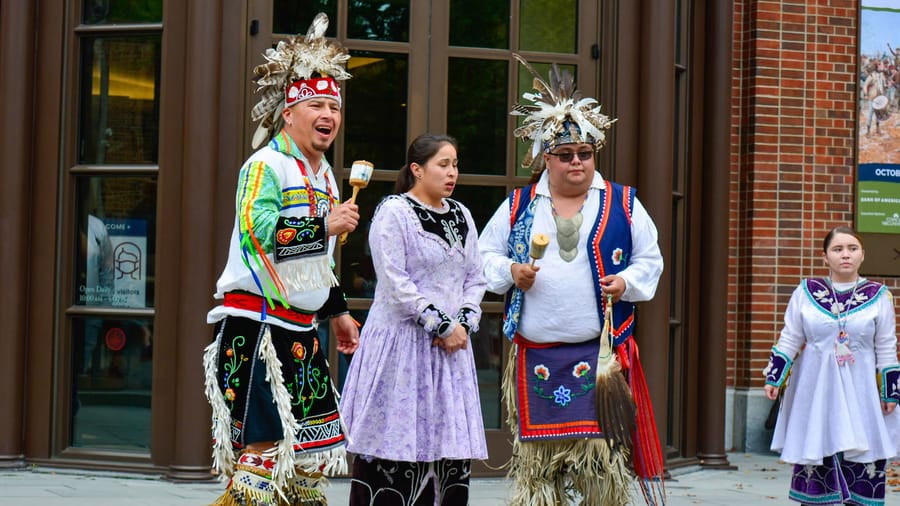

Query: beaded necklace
left=828, top=277, right=858, bottom=366
left=295, top=158, right=334, bottom=217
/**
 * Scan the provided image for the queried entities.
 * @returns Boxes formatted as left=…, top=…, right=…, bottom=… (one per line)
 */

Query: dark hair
left=823, top=226, right=863, bottom=252
left=394, top=134, right=458, bottom=194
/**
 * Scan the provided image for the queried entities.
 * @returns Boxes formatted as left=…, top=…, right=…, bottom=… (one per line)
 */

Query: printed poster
left=106, top=218, right=147, bottom=308
left=857, top=0, right=900, bottom=233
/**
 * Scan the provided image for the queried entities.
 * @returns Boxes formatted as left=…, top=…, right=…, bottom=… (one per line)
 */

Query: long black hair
left=394, top=134, right=458, bottom=194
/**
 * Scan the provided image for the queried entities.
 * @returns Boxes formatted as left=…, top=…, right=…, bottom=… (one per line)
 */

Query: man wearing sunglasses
left=479, top=56, right=665, bottom=506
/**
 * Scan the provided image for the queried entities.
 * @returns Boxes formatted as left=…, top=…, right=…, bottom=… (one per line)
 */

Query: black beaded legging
left=349, top=456, right=471, bottom=506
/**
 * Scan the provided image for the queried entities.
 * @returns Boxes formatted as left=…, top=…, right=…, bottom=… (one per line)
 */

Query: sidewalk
left=0, top=452, right=895, bottom=505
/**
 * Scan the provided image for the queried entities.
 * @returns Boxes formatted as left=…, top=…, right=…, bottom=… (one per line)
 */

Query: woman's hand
left=432, top=325, right=469, bottom=354
left=764, top=384, right=779, bottom=401
left=883, top=401, right=897, bottom=415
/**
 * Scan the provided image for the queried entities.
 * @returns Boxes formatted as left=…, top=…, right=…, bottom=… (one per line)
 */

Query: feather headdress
left=510, top=53, right=616, bottom=176
left=250, top=13, right=352, bottom=148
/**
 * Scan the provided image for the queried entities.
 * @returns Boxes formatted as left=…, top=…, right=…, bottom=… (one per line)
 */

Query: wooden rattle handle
left=338, top=186, right=362, bottom=245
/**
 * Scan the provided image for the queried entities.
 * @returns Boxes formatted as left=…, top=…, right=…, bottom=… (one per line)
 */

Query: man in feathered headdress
left=203, top=13, right=359, bottom=506
left=479, top=54, right=667, bottom=505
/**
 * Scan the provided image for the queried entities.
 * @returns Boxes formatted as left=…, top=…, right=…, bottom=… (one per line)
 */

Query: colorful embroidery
left=273, top=215, right=327, bottom=263
left=611, top=247, right=624, bottom=265
left=286, top=355, right=330, bottom=419
left=804, top=278, right=883, bottom=318
left=292, top=342, right=305, bottom=361
left=223, top=335, right=249, bottom=408
left=532, top=362, right=594, bottom=408
left=573, top=361, right=591, bottom=377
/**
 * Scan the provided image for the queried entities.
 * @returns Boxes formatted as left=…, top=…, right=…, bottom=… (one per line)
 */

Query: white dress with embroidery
left=771, top=278, right=900, bottom=465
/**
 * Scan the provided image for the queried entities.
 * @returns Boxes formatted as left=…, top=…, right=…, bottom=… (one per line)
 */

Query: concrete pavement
left=0, top=452, right=897, bottom=505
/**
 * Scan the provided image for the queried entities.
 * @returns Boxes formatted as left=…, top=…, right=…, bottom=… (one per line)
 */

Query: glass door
left=248, top=0, right=601, bottom=473
left=58, top=0, right=162, bottom=458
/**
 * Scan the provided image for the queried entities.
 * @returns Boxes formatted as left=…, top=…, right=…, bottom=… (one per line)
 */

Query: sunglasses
left=547, top=150, right=594, bottom=163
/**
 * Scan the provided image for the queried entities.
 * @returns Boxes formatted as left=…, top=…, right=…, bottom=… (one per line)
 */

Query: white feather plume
left=249, top=13, right=351, bottom=148
left=510, top=53, right=616, bottom=176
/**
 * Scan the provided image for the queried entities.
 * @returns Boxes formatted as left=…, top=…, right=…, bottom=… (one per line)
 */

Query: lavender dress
left=340, top=194, right=488, bottom=462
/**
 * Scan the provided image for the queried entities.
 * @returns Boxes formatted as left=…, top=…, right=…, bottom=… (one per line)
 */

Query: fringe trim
left=282, top=468, right=330, bottom=505
left=203, top=335, right=236, bottom=477
left=259, top=326, right=302, bottom=492
left=503, top=343, right=635, bottom=506
left=274, top=256, right=338, bottom=296
left=508, top=438, right=633, bottom=506
left=502, top=343, right=519, bottom=434
left=210, top=470, right=277, bottom=506
left=295, top=446, right=348, bottom=477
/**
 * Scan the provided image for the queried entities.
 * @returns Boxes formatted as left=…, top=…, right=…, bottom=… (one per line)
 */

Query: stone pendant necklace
left=550, top=192, right=588, bottom=262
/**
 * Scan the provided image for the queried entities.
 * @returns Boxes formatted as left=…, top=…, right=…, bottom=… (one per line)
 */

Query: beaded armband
left=456, top=307, right=479, bottom=335
left=880, top=365, right=900, bottom=404
left=417, top=303, right=455, bottom=339
left=763, top=346, right=793, bottom=388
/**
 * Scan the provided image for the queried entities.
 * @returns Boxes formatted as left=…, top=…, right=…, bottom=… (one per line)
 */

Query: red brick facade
left=730, top=0, right=900, bottom=392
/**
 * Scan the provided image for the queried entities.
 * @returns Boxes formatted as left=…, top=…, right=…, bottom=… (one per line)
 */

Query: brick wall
left=730, top=0, right=900, bottom=391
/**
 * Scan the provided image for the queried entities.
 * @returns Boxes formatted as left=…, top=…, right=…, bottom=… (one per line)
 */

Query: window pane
left=450, top=184, right=506, bottom=303
left=82, top=0, right=162, bottom=24
left=348, top=0, right=410, bottom=42
left=472, top=313, right=503, bottom=429
left=515, top=62, right=576, bottom=177
left=453, top=184, right=506, bottom=231
left=71, top=316, right=153, bottom=451
left=273, top=0, right=337, bottom=36
left=450, top=0, right=509, bottom=48
left=340, top=180, right=394, bottom=299
left=344, top=52, right=409, bottom=172
left=78, top=36, right=161, bottom=164
left=519, top=0, right=577, bottom=53
left=448, top=58, right=507, bottom=175
left=74, top=176, right=157, bottom=309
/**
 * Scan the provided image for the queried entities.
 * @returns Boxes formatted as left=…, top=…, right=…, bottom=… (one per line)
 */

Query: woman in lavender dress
left=340, top=134, right=487, bottom=505
left=763, top=226, right=900, bottom=506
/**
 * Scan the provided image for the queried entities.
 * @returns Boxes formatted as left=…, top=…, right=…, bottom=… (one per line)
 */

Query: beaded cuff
left=456, top=307, right=479, bottom=335
left=763, top=346, right=793, bottom=388
left=880, top=365, right=900, bottom=404
left=417, top=303, right=455, bottom=338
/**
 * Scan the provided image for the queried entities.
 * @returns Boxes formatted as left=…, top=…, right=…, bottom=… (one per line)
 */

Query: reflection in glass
left=453, top=184, right=506, bottom=302
left=74, top=176, right=157, bottom=309
left=450, top=0, right=509, bottom=49
left=349, top=1, right=410, bottom=41
left=515, top=62, right=576, bottom=177
left=472, top=313, right=503, bottom=429
left=71, top=316, right=153, bottom=450
left=344, top=52, right=409, bottom=172
left=273, top=0, right=337, bottom=36
left=79, top=36, right=161, bottom=164
left=519, top=0, right=577, bottom=53
left=452, top=184, right=506, bottom=232
left=448, top=58, right=508, bottom=175
left=82, top=0, right=163, bottom=24
left=340, top=180, right=394, bottom=299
